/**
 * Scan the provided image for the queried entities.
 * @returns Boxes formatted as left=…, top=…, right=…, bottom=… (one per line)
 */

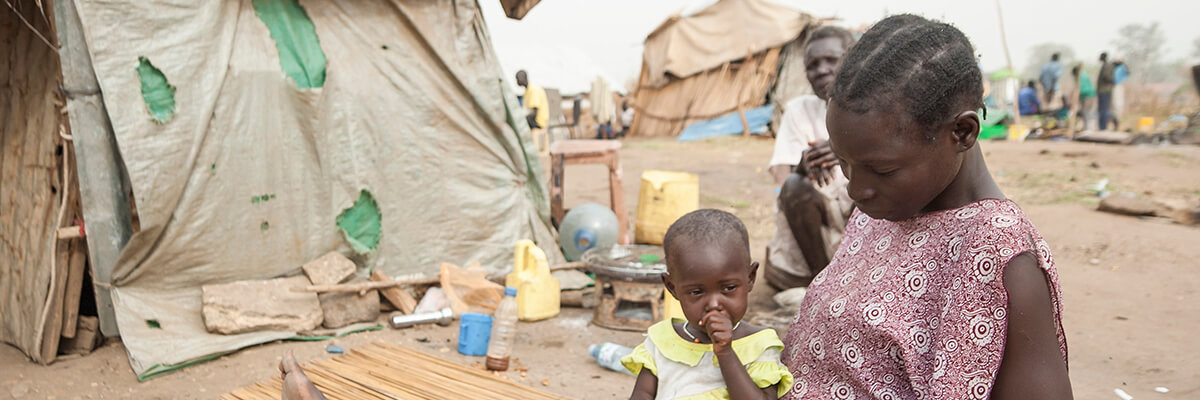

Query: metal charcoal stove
left=582, top=245, right=667, bottom=331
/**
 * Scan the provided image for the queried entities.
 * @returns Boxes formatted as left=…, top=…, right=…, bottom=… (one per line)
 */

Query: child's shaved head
left=663, top=209, right=750, bottom=269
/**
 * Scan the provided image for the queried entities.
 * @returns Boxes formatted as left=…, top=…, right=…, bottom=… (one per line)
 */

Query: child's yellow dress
left=621, top=319, right=794, bottom=399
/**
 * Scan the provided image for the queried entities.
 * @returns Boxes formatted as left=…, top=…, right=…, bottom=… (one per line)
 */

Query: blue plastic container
left=457, top=312, right=493, bottom=356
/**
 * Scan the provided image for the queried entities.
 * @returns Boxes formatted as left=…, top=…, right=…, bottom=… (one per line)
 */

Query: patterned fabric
left=623, top=319, right=795, bottom=399
left=782, top=199, right=1067, bottom=400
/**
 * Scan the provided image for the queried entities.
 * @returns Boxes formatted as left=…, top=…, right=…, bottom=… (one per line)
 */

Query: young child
left=623, top=209, right=794, bottom=399
left=782, top=15, right=1072, bottom=399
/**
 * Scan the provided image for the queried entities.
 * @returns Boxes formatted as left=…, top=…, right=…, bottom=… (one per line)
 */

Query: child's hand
left=701, top=311, right=735, bottom=355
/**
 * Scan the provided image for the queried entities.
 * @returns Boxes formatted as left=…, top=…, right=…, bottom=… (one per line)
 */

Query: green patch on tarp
left=337, top=190, right=381, bottom=254
left=136, top=56, right=176, bottom=123
left=252, top=0, right=327, bottom=88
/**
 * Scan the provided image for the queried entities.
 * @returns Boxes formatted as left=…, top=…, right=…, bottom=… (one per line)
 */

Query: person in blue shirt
left=1039, top=53, right=1063, bottom=101
left=1018, top=80, right=1041, bottom=116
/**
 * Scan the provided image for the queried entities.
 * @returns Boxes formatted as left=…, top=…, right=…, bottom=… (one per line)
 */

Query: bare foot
left=279, top=351, right=328, bottom=400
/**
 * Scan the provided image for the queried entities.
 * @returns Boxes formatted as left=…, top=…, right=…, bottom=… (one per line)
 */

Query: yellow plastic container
left=1007, top=124, right=1029, bottom=142
left=506, top=240, right=561, bottom=321
left=1137, top=117, right=1154, bottom=133
left=662, top=290, right=686, bottom=322
left=635, top=171, right=699, bottom=245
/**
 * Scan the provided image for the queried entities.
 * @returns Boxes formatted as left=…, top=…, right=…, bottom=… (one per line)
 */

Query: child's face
left=662, top=240, right=757, bottom=328
left=825, top=101, right=968, bottom=221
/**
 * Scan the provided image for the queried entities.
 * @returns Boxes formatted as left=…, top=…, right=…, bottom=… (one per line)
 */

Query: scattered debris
left=561, top=288, right=599, bottom=308
left=325, top=344, right=343, bottom=354
left=773, top=287, right=808, bottom=309
left=201, top=276, right=323, bottom=334
left=1089, top=259, right=1100, bottom=265
left=302, top=251, right=356, bottom=286
left=1098, top=195, right=1163, bottom=217
left=145, top=319, right=162, bottom=329
left=1085, top=178, right=1109, bottom=196
left=373, top=270, right=418, bottom=314
left=414, top=287, right=451, bottom=314
left=1075, top=130, right=1133, bottom=144
left=1155, top=387, right=1169, bottom=393
left=552, top=269, right=594, bottom=291
left=1113, top=388, right=1133, bottom=400
left=541, top=379, right=550, bottom=386
left=318, top=278, right=381, bottom=329
left=441, top=262, right=504, bottom=315
left=59, top=316, right=101, bottom=356
left=389, top=308, right=454, bottom=329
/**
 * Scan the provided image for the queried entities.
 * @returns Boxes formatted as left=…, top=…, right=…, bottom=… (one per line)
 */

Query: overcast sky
left=479, top=0, right=1199, bottom=93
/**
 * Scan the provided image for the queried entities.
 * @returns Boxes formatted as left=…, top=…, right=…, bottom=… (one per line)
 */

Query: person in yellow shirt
left=516, top=70, right=549, bottom=129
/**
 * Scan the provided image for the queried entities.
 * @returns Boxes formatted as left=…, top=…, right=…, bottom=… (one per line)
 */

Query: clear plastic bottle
left=486, top=287, right=519, bottom=371
left=588, top=342, right=634, bottom=374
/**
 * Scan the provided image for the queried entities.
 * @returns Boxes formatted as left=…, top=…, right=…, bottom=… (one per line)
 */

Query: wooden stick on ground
left=371, top=270, right=416, bottom=314
left=294, top=261, right=587, bottom=293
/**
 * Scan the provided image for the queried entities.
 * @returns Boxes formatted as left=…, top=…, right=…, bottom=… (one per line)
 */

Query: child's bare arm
left=991, top=253, right=1073, bottom=399
left=629, top=369, right=658, bottom=400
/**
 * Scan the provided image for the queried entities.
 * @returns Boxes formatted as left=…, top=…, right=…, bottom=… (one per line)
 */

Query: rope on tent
left=4, top=0, right=56, bottom=51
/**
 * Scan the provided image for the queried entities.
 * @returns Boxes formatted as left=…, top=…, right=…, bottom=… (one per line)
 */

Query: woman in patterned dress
left=781, top=15, right=1073, bottom=400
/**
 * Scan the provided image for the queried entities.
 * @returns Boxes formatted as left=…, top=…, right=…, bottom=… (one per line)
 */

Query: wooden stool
left=549, top=140, right=630, bottom=244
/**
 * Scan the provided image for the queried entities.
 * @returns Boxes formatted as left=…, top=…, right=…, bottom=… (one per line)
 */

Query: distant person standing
left=1018, top=80, right=1041, bottom=116
left=1039, top=53, right=1063, bottom=101
left=1097, top=52, right=1116, bottom=130
left=590, top=76, right=617, bottom=139
left=1073, top=64, right=1098, bottom=130
left=516, top=70, right=549, bottom=130
left=1112, top=59, right=1130, bottom=129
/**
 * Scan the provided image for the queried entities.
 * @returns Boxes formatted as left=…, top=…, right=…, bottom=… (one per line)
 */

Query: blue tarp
left=677, top=104, right=774, bottom=142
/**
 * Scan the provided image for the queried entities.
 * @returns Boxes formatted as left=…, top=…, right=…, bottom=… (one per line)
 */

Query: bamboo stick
left=225, top=342, right=571, bottom=399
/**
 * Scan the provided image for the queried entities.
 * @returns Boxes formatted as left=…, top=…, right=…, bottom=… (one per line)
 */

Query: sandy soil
left=2, top=137, right=1198, bottom=399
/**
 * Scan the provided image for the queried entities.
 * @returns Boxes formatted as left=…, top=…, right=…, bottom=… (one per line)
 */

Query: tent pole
left=993, top=0, right=1021, bottom=126
left=53, top=0, right=131, bottom=337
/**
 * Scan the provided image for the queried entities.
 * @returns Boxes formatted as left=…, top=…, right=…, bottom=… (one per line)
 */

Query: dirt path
left=2, top=137, right=1197, bottom=399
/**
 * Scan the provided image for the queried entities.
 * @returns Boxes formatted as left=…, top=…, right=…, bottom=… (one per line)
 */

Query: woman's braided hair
left=828, top=14, right=984, bottom=141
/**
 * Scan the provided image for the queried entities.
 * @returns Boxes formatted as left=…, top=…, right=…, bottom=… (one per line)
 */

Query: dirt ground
left=2, top=137, right=1199, bottom=399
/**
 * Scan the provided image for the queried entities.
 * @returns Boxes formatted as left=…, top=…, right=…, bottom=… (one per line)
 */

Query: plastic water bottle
left=589, top=342, right=634, bottom=375
left=486, top=287, right=519, bottom=371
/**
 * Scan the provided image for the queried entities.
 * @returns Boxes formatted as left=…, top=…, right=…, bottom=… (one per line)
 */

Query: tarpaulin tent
left=629, top=0, right=814, bottom=137
left=2, top=0, right=559, bottom=379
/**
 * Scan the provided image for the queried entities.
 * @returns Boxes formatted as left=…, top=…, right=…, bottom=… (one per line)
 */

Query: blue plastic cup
left=457, top=312, right=493, bottom=356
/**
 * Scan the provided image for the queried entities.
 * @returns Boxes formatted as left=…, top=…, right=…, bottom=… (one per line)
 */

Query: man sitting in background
left=1019, top=80, right=1041, bottom=116
left=765, top=26, right=857, bottom=291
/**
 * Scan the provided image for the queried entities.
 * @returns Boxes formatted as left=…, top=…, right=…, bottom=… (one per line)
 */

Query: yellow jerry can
left=506, top=240, right=561, bottom=321
left=635, top=170, right=699, bottom=245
